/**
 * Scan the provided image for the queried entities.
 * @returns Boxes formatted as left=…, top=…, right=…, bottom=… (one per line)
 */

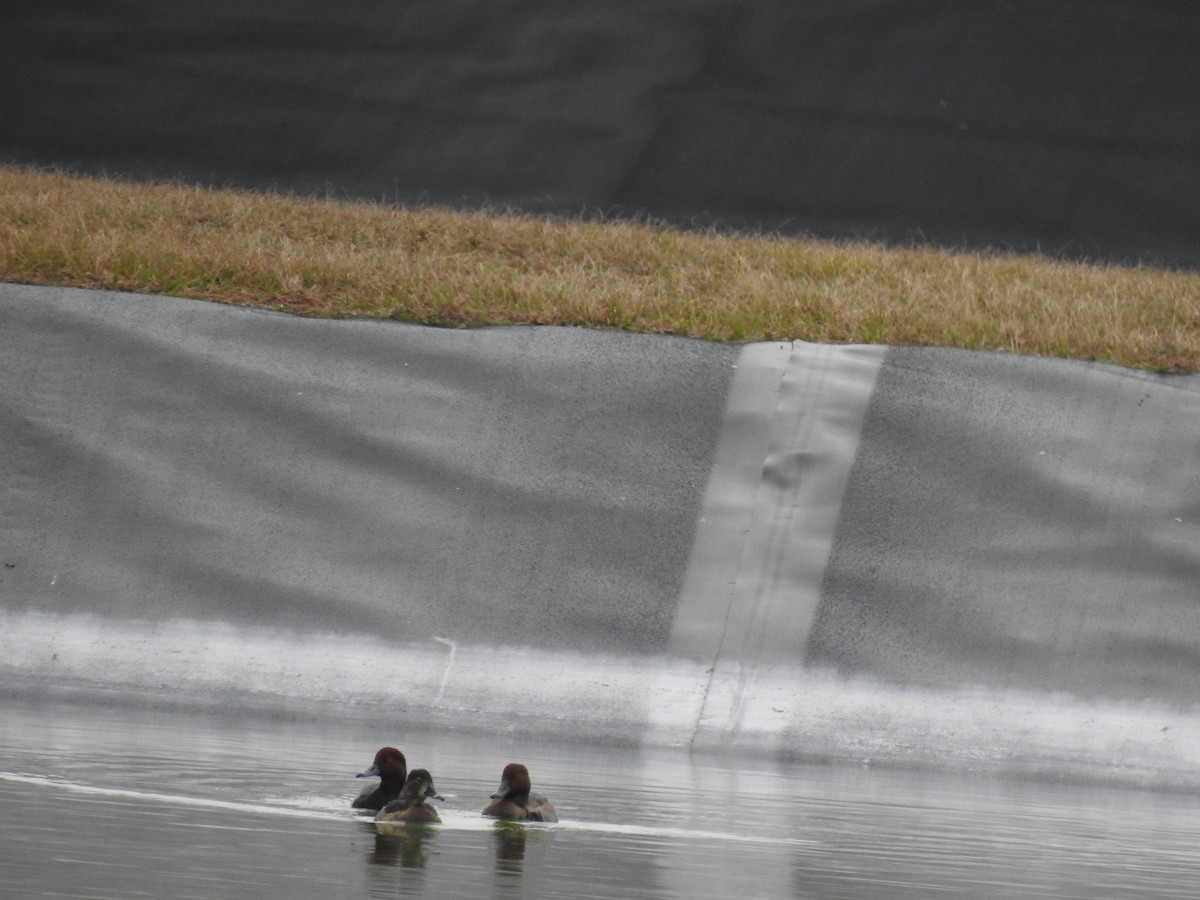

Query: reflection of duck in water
left=371, top=826, right=435, bottom=868
left=491, top=820, right=528, bottom=873
left=352, top=746, right=407, bottom=811
left=482, top=763, right=557, bottom=823
left=375, top=769, right=444, bottom=824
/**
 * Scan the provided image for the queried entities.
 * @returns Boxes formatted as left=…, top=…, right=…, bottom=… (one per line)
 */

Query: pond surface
left=3, top=696, right=1199, bottom=899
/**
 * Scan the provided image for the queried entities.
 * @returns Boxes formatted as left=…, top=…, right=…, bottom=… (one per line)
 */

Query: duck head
left=491, top=762, right=532, bottom=805
left=401, top=768, right=444, bottom=804
left=358, top=746, right=407, bottom=784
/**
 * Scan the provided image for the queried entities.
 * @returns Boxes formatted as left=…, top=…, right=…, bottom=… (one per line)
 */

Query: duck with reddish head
left=352, top=746, right=407, bottom=811
left=482, top=763, right=557, bottom=823
left=375, top=769, right=444, bottom=824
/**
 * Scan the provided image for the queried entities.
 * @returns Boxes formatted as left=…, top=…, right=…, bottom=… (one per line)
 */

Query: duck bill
left=489, top=779, right=511, bottom=800
left=356, top=764, right=381, bottom=779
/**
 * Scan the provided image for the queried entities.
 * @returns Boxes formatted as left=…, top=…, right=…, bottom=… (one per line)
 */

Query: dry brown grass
left=2, top=164, right=1197, bottom=371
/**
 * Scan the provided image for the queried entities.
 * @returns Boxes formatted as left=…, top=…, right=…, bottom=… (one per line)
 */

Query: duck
left=352, top=746, right=407, bottom=811
left=375, top=769, right=444, bottom=824
left=482, top=763, right=557, bottom=823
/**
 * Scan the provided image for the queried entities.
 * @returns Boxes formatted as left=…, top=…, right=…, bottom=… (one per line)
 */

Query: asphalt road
left=3, top=1, right=1197, bottom=266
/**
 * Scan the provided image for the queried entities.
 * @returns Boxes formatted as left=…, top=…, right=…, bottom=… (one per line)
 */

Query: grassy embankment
left=2, top=164, right=1197, bottom=371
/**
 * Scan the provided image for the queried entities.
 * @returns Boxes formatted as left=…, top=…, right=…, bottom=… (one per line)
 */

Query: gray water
left=4, top=696, right=1200, bottom=899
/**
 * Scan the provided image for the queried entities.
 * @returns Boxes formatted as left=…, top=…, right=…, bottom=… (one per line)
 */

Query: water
left=4, top=696, right=1200, bottom=899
